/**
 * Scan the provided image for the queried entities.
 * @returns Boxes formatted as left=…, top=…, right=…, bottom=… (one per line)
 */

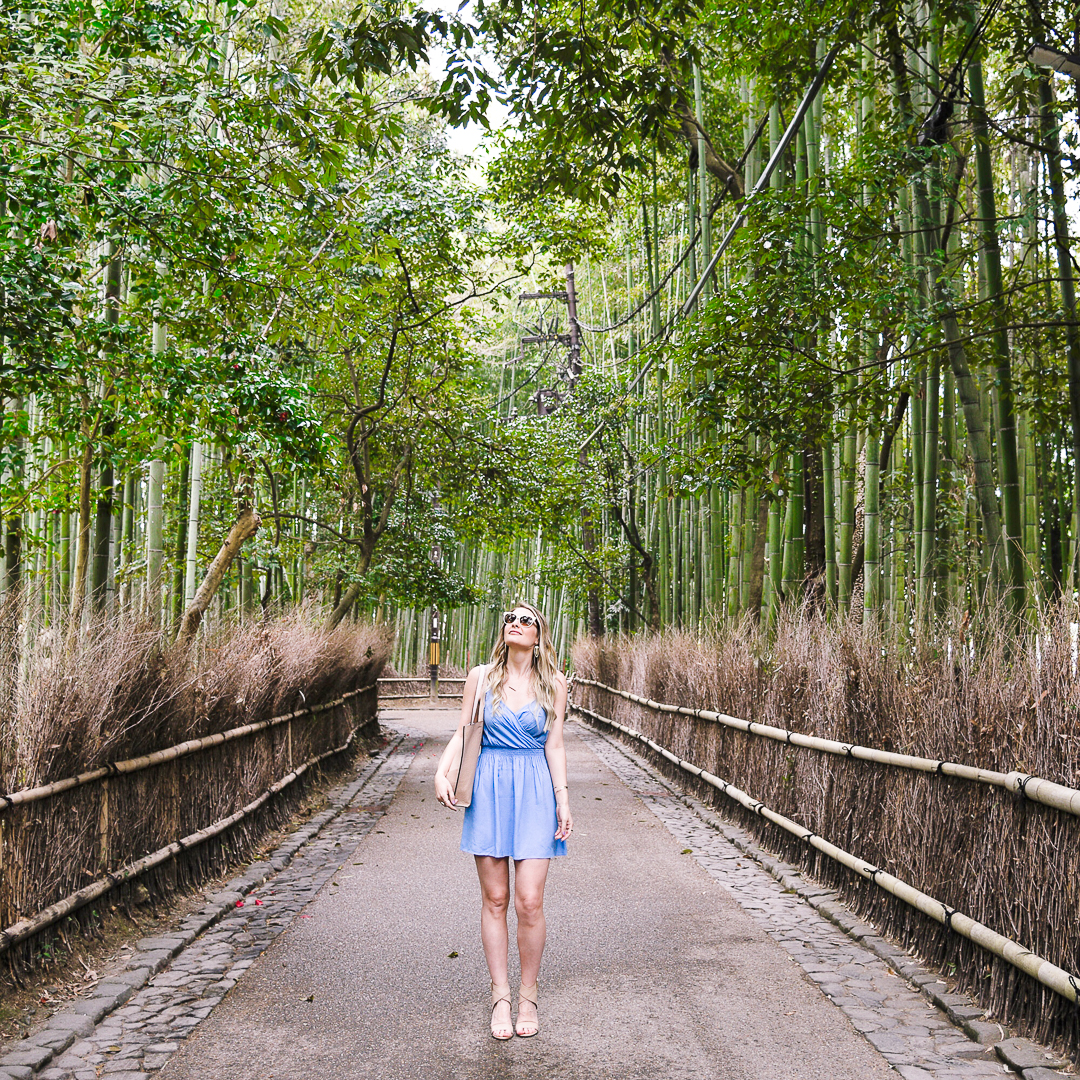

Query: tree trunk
left=176, top=508, right=261, bottom=647
left=183, top=442, right=203, bottom=606
left=91, top=456, right=113, bottom=612
left=746, top=495, right=769, bottom=620
left=938, top=299, right=1004, bottom=577
left=147, top=440, right=165, bottom=627
left=171, top=445, right=190, bottom=625
left=324, top=545, right=375, bottom=630
left=917, top=350, right=940, bottom=623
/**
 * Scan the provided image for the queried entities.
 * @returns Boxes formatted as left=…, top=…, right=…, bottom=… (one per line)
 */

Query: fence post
left=98, top=779, right=110, bottom=872
left=429, top=606, right=440, bottom=701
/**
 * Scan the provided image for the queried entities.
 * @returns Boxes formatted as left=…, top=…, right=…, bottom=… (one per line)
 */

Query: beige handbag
left=447, top=664, right=489, bottom=809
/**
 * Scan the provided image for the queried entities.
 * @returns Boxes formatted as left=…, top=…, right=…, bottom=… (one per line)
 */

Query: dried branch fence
left=573, top=625, right=1080, bottom=1056
left=0, top=683, right=378, bottom=966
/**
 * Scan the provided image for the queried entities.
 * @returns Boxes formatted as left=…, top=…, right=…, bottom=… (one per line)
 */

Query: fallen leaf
left=305, top=994, right=314, bottom=1002
left=681, top=849, right=692, bottom=855
left=448, top=951, right=459, bottom=958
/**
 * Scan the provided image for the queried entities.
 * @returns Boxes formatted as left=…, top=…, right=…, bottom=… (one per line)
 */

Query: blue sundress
left=460, top=691, right=567, bottom=860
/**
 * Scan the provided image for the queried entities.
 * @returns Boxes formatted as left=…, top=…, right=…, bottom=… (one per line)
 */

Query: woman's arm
left=433, top=664, right=484, bottom=809
left=544, top=673, right=573, bottom=840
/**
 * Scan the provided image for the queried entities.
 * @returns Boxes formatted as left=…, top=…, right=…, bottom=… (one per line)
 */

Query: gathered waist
left=480, top=745, right=546, bottom=756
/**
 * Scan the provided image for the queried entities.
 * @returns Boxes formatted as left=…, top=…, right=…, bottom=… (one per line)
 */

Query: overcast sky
left=421, top=1, right=509, bottom=164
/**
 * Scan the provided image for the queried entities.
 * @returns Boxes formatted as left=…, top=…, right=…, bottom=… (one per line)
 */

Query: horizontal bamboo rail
left=0, top=709, right=370, bottom=954
left=0, top=685, right=376, bottom=814
left=575, top=678, right=1080, bottom=818
left=379, top=693, right=465, bottom=700
left=377, top=677, right=466, bottom=684
left=573, top=703, right=1080, bottom=1008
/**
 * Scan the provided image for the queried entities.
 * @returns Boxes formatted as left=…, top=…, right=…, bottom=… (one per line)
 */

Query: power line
left=683, top=41, right=843, bottom=314
left=577, top=111, right=769, bottom=336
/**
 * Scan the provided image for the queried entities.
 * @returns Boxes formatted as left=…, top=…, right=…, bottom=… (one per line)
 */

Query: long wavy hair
left=484, top=602, right=558, bottom=730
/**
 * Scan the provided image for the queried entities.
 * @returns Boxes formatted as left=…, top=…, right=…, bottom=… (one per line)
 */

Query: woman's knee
left=514, top=889, right=545, bottom=923
left=482, top=887, right=510, bottom=915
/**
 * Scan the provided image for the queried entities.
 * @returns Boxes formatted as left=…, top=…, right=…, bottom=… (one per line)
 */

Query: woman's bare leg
left=513, top=858, right=550, bottom=1028
left=475, top=856, right=512, bottom=1033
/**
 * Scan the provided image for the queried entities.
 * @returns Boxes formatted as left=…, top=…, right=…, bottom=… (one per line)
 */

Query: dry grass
left=573, top=602, right=1080, bottom=1057
left=0, top=604, right=390, bottom=979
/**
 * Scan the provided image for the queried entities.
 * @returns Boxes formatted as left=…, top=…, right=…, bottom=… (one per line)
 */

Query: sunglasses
left=503, top=612, right=538, bottom=627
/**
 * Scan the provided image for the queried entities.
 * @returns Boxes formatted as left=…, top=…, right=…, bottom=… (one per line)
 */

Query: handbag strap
left=468, top=664, right=490, bottom=725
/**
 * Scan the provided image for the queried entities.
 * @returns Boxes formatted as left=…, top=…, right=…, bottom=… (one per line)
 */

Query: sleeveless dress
left=460, top=691, right=568, bottom=860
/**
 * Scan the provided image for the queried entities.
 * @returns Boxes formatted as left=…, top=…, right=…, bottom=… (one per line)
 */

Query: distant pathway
left=3, top=709, right=1058, bottom=1080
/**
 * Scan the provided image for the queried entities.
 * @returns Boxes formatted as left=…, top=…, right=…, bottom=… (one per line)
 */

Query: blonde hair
left=484, top=602, right=559, bottom=730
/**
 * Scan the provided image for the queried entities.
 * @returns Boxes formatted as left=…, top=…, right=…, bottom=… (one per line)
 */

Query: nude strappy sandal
left=490, top=981, right=513, bottom=1040
left=515, top=981, right=539, bottom=1037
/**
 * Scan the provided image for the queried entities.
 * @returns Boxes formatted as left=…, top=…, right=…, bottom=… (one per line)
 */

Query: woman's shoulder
left=467, top=664, right=490, bottom=684
left=554, top=670, right=568, bottom=693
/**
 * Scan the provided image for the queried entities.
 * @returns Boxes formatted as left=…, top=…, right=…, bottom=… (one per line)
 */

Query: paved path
left=160, top=710, right=900, bottom=1080
left=11, top=709, right=1056, bottom=1080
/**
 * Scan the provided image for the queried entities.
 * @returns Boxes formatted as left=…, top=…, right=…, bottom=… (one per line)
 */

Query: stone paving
left=574, top=717, right=1075, bottom=1080
left=0, top=731, right=422, bottom=1080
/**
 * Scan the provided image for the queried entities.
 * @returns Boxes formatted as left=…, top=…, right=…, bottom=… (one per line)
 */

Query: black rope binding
left=942, top=905, right=957, bottom=931
left=936, top=760, right=946, bottom=774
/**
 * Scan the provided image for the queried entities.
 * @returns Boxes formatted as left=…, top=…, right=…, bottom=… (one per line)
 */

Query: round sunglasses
left=503, top=611, right=538, bottom=627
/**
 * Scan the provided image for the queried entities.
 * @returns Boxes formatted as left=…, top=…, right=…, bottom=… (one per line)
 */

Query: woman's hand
left=434, top=770, right=457, bottom=809
left=554, top=793, right=573, bottom=841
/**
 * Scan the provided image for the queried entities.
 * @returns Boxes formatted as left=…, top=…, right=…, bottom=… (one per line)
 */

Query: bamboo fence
left=573, top=701, right=1080, bottom=1009
left=572, top=637, right=1080, bottom=1056
left=575, top=678, right=1080, bottom=817
left=0, top=683, right=378, bottom=966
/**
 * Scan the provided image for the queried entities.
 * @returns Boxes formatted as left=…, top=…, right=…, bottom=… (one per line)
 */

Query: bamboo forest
left=2, top=0, right=1080, bottom=669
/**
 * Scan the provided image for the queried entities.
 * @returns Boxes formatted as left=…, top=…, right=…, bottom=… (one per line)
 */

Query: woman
left=434, top=602, right=573, bottom=1040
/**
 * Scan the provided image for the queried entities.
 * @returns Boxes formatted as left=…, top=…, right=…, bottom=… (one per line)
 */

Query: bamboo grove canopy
left=1, top=0, right=1080, bottom=655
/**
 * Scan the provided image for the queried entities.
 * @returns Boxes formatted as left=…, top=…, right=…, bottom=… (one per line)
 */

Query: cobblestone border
left=0, top=727, right=415, bottom=1080
left=575, top=717, right=1075, bottom=1080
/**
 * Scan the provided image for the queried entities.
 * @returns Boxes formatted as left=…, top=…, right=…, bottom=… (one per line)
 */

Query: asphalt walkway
left=156, top=710, right=941, bottom=1080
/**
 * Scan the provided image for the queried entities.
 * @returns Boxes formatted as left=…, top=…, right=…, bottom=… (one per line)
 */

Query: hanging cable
left=576, top=111, right=769, bottom=335
left=493, top=339, right=560, bottom=409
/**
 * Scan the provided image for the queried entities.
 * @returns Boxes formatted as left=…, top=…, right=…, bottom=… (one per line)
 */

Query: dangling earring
left=533, top=644, right=540, bottom=661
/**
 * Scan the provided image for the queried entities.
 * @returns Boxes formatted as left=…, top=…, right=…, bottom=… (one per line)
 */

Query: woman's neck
left=504, top=645, right=533, bottom=686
